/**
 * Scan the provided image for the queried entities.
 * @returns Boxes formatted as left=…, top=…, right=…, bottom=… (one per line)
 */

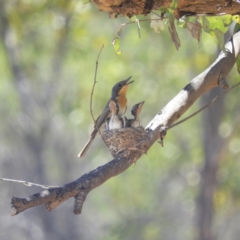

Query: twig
left=90, top=44, right=104, bottom=123
left=0, top=177, right=58, bottom=189
left=89, top=44, right=108, bottom=147
left=168, top=82, right=240, bottom=130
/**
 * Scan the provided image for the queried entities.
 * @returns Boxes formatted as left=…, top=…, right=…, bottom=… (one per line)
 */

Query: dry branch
left=90, top=0, right=240, bottom=17
left=10, top=31, right=240, bottom=216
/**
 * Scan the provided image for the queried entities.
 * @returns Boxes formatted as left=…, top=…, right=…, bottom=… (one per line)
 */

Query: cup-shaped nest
left=102, top=127, right=150, bottom=158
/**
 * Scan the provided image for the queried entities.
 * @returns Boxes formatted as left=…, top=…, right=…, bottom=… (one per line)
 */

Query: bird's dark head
left=111, top=76, right=134, bottom=98
left=131, top=101, right=145, bottom=116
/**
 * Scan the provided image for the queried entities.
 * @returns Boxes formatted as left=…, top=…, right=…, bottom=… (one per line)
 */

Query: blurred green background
left=0, top=1, right=240, bottom=240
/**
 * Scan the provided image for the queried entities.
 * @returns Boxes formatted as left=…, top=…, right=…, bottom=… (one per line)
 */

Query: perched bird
left=78, top=76, right=134, bottom=157
left=105, top=99, right=124, bottom=130
left=125, top=101, right=145, bottom=128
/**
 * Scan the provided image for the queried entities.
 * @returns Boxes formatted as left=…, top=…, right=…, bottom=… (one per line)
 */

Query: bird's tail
left=78, top=129, right=97, bottom=158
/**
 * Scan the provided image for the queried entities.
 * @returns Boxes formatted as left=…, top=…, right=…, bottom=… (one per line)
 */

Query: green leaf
left=135, top=18, right=141, bottom=39
left=112, top=30, right=122, bottom=55
left=130, top=16, right=137, bottom=22
left=234, top=22, right=240, bottom=33
left=221, top=14, right=233, bottom=27
left=213, top=28, right=224, bottom=49
left=201, top=15, right=231, bottom=35
left=201, top=15, right=235, bottom=50
left=233, top=15, right=240, bottom=24
left=170, top=0, right=178, bottom=10
left=202, top=15, right=210, bottom=34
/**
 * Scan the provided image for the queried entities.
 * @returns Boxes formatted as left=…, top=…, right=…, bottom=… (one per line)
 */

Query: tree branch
left=10, top=31, right=240, bottom=216
left=90, top=0, right=240, bottom=17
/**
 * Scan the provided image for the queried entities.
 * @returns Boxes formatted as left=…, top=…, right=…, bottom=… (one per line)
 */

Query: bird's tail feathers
left=78, top=129, right=98, bottom=158
left=78, top=137, right=94, bottom=158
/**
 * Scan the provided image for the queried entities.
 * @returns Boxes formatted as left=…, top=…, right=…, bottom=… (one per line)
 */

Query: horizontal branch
left=90, top=0, right=240, bottom=17
left=10, top=31, right=240, bottom=215
left=11, top=154, right=138, bottom=215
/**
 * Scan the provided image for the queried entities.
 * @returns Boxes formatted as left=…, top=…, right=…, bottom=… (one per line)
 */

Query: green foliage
left=112, top=31, right=122, bottom=55
left=201, top=15, right=230, bottom=35
left=170, top=0, right=178, bottom=10
left=150, top=5, right=240, bottom=51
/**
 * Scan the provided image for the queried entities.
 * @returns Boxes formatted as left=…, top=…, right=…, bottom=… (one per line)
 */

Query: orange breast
left=116, top=95, right=127, bottom=116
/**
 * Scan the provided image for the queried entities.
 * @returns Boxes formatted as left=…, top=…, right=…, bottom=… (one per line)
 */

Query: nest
left=101, top=126, right=150, bottom=158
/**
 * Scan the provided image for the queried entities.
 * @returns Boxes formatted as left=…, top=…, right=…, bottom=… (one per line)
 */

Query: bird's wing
left=93, top=100, right=111, bottom=130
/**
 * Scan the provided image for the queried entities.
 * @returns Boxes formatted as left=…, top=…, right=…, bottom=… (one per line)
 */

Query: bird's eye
left=118, top=84, right=122, bottom=87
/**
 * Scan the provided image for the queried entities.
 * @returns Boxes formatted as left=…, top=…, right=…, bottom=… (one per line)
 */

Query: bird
left=105, top=99, right=125, bottom=130
left=125, top=101, right=145, bottom=128
left=78, top=76, right=134, bottom=157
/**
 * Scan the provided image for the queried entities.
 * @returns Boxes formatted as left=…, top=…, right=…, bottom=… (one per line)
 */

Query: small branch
left=90, top=45, right=104, bottom=123
left=0, top=177, right=58, bottom=189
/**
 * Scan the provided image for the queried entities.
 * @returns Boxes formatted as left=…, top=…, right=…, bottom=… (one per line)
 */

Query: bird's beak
left=138, top=101, right=145, bottom=112
left=124, top=76, right=134, bottom=85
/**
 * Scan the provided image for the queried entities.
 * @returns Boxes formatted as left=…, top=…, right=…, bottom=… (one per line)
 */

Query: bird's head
left=131, top=101, right=145, bottom=117
left=111, top=76, right=134, bottom=98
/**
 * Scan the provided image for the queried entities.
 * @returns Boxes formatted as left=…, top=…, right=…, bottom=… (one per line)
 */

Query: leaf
left=221, top=14, right=233, bottom=27
left=201, top=15, right=231, bottom=36
left=150, top=14, right=165, bottom=33
left=130, top=16, right=137, bottom=21
left=112, top=30, right=122, bottom=55
left=202, top=15, right=211, bottom=34
left=233, top=15, right=240, bottom=24
left=168, top=13, right=181, bottom=50
left=170, top=0, right=178, bottom=10
left=201, top=15, right=235, bottom=50
left=135, top=18, right=141, bottom=39
left=213, top=28, right=224, bottom=49
left=186, top=17, right=202, bottom=42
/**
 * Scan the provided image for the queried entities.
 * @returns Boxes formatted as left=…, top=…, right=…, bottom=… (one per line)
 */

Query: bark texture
left=91, top=0, right=240, bottom=17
